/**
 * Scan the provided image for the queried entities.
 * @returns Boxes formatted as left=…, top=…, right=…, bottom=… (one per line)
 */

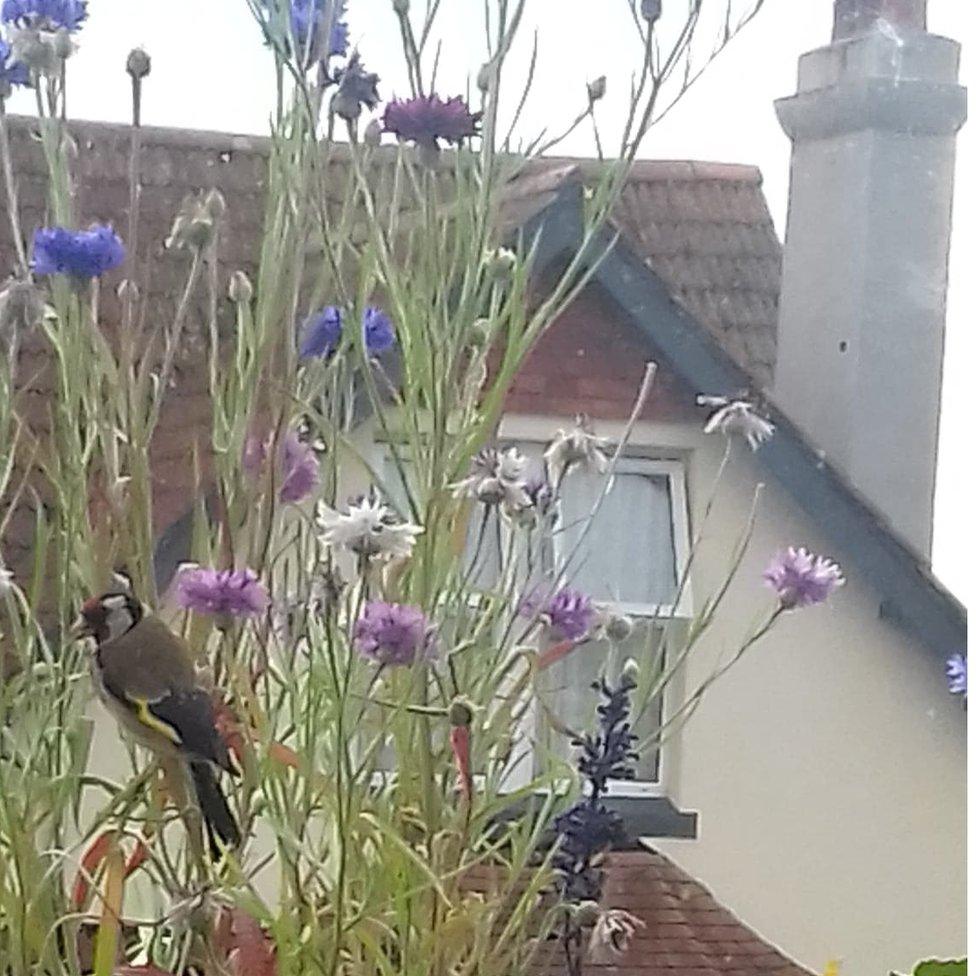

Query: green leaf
left=913, top=960, right=967, bottom=976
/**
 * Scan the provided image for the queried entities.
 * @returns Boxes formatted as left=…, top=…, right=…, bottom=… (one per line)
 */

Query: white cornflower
left=544, top=415, right=610, bottom=477
left=318, top=492, right=422, bottom=560
left=452, top=447, right=531, bottom=514
left=697, top=394, right=775, bottom=451
left=587, top=908, right=646, bottom=962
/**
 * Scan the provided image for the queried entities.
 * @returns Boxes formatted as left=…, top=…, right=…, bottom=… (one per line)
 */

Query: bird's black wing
left=145, top=689, right=233, bottom=772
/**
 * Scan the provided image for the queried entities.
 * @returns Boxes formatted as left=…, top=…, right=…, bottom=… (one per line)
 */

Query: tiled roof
left=499, top=158, right=781, bottom=387
left=464, top=849, right=813, bottom=976
left=1, top=118, right=781, bottom=386
left=609, top=162, right=780, bottom=388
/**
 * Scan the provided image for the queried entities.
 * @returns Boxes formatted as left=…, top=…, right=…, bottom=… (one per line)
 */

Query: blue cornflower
left=299, top=305, right=343, bottom=360
left=946, top=653, right=967, bottom=699
left=290, top=0, right=348, bottom=63
left=32, top=224, right=125, bottom=279
left=1, top=0, right=88, bottom=31
left=0, top=38, right=29, bottom=91
left=299, top=305, right=396, bottom=361
left=363, top=306, right=395, bottom=354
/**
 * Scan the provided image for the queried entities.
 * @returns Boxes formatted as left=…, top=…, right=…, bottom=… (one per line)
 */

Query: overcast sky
left=3, top=0, right=970, bottom=602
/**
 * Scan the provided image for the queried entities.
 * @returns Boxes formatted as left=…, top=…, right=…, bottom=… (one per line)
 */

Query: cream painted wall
left=637, top=425, right=968, bottom=974
left=501, top=411, right=965, bottom=970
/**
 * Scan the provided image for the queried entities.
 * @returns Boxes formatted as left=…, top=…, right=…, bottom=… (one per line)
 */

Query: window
left=555, top=458, right=689, bottom=615
left=375, top=437, right=691, bottom=792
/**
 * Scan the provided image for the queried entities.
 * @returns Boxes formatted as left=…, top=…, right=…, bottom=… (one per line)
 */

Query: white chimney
left=774, top=0, right=966, bottom=558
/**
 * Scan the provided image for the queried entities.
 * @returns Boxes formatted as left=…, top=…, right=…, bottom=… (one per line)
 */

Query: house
left=0, top=0, right=965, bottom=972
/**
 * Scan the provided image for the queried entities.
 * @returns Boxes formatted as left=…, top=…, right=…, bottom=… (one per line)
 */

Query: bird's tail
left=189, top=760, right=240, bottom=858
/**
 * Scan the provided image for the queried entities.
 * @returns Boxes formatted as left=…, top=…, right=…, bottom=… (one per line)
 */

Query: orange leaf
left=123, top=837, right=150, bottom=879
left=71, top=830, right=118, bottom=912
left=93, top=836, right=125, bottom=976
left=268, top=741, right=300, bottom=769
left=227, top=908, right=277, bottom=976
left=450, top=725, right=473, bottom=802
left=536, top=639, right=577, bottom=671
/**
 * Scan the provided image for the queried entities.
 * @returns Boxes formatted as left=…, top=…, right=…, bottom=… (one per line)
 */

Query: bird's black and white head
left=70, top=592, right=144, bottom=645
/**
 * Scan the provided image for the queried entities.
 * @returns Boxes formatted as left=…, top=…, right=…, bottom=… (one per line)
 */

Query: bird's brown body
left=76, top=595, right=240, bottom=855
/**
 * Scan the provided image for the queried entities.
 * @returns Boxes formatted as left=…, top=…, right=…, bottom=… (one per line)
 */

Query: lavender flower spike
left=354, top=601, right=436, bottom=667
left=946, top=653, right=967, bottom=698
left=175, top=566, right=269, bottom=619
left=763, top=547, right=844, bottom=609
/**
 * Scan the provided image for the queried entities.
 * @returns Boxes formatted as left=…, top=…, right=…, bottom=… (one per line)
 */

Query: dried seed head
left=0, top=278, right=44, bottom=336
left=166, top=194, right=216, bottom=250
left=484, top=246, right=517, bottom=281
left=604, top=613, right=634, bottom=643
left=587, top=76, right=606, bottom=102
left=476, top=61, right=493, bottom=93
left=10, top=29, right=57, bottom=74
left=228, top=270, right=253, bottom=305
left=363, top=118, right=383, bottom=147
left=116, top=278, right=140, bottom=304
left=204, top=188, right=227, bottom=220
left=621, top=657, right=640, bottom=688
left=52, top=27, right=74, bottom=60
left=448, top=698, right=474, bottom=727
left=125, top=47, right=151, bottom=80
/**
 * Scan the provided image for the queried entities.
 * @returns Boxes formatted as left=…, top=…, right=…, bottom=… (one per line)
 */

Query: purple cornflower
left=280, top=429, right=319, bottom=503
left=1, top=0, right=87, bottom=30
left=243, top=429, right=320, bottom=503
left=522, top=586, right=595, bottom=642
left=946, top=653, right=967, bottom=698
left=32, top=224, right=125, bottom=279
left=290, top=0, right=348, bottom=63
left=362, top=306, right=395, bottom=354
left=353, top=601, right=436, bottom=667
left=175, top=567, right=269, bottom=619
left=0, top=39, right=29, bottom=91
left=299, top=305, right=343, bottom=359
left=763, top=547, right=844, bottom=610
left=382, top=94, right=479, bottom=150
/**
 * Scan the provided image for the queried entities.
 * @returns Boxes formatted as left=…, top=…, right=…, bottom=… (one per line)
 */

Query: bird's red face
left=69, top=593, right=143, bottom=644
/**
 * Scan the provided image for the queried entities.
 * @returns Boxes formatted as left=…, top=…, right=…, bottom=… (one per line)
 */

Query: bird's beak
left=68, top=615, right=93, bottom=641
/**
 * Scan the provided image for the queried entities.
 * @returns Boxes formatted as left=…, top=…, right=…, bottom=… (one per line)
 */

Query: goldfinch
left=71, top=592, right=240, bottom=857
